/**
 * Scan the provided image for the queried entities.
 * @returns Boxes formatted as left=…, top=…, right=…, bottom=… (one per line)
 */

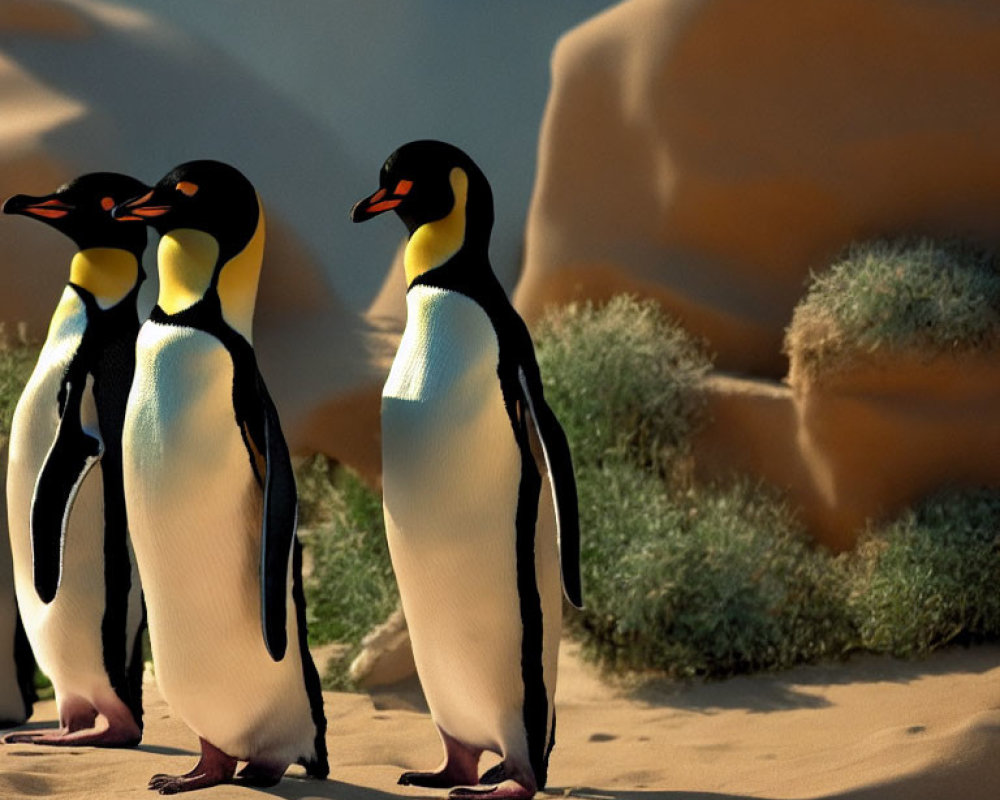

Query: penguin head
left=3, top=172, right=150, bottom=256
left=351, top=140, right=494, bottom=286
left=113, top=160, right=265, bottom=339
left=113, top=159, right=259, bottom=266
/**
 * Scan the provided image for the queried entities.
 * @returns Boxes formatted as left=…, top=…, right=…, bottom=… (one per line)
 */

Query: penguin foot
left=449, top=779, right=537, bottom=799
left=1, top=725, right=140, bottom=748
left=450, top=760, right=537, bottom=799
left=2, top=730, right=49, bottom=745
left=235, top=760, right=287, bottom=787
left=399, top=727, right=481, bottom=788
left=148, top=737, right=237, bottom=794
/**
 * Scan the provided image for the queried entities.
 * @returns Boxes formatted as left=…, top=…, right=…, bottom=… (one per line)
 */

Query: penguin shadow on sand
left=561, top=791, right=762, bottom=800
left=238, top=778, right=403, bottom=800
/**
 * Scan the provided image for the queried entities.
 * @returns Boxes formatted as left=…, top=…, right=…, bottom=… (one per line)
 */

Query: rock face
left=693, top=360, right=1000, bottom=552
left=517, top=0, right=1000, bottom=547
left=518, top=0, right=1000, bottom=377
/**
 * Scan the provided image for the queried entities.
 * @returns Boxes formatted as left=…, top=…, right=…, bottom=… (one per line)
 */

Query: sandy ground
left=2, top=641, right=1000, bottom=800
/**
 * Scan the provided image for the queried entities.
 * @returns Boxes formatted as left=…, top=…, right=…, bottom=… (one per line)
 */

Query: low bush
left=785, top=238, right=1000, bottom=380
left=848, top=488, right=1000, bottom=657
left=296, top=455, right=397, bottom=690
left=570, top=464, right=852, bottom=678
left=0, top=324, right=37, bottom=438
left=535, top=295, right=711, bottom=470
left=539, top=293, right=1000, bottom=679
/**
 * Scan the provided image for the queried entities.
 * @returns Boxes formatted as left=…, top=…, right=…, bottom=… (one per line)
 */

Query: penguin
left=351, top=140, right=582, bottom=800
left=111, top=160, right=327, bottom=793
left=1, top=173, right=150, bottom=746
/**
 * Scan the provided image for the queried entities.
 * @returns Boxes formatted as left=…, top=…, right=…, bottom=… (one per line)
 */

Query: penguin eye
left=100, top=197, right=115, bottom=211
left=176, top=181, right=199, bottom=197
left=394, top=180, right=413, bottom=196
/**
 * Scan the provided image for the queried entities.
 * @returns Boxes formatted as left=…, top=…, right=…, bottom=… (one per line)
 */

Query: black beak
left=3, top=193, right=72, bottom=219
left=350, top=186, right=404, bottom=223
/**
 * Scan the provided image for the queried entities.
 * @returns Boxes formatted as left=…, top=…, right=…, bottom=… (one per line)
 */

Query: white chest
left=382, top=286, right=510, bottom=483
left=124, top=322, right=244, bottom=509
left=383, top=285, right=502, bottom=415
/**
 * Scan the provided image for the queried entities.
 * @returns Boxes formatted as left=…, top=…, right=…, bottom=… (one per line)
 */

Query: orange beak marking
left=367, top=199, right=402, bottom=214
left=394, top=180, right=413, bottom=196
left=132, top=206, right=170, bottom=218
left=124, top=191, right=153, bottom=208
left=26, top=207, right=69, bottom=219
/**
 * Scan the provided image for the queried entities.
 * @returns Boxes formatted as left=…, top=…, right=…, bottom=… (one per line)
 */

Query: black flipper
left=252, top=373, right=297, bottom=662
left=517, top=364, right=582, bottom=609
left=31, top=376, right=103, bottom=604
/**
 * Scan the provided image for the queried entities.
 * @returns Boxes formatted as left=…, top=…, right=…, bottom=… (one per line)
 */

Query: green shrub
left=0, top=324, right=38, bottom=439
left=785, top=238, right=1000, bottom=379
left=535, top=295, right=711, bottom=470
left=570, top=465, right=851, bottom=677
left=848, top=488, right=1000, bottom=657
left=296, top=455, right=397, bottom=689
left=538, top=295, right=852, bottom=677
left=286, top=288, right=1000, bottom=689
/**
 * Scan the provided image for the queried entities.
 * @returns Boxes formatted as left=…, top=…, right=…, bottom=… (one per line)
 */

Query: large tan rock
left=693, top=355, right=1000, bottom=552
left=518, top=0, right=1000, bottom=377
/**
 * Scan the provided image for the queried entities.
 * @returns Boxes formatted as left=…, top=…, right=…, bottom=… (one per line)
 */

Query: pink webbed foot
left=399, top=727, right=482, bottom=789
left=449, top=761, right=538, bottom=799
left=2, top=694, right=140, bottom=747
left=148, top=738, right=237, bottom=794
left=2, top=723, right=140, bottom=747
left=450, top=780, right=537, bottom=799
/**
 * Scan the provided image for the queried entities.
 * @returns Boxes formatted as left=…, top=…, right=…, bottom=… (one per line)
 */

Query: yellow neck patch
left=404, top=167, right=468, bottom=287
left=157, top=228, right=219, bottom=315
left=69, top=248, right=140, bottom=309
left=217, top=197, right=266, bottom=342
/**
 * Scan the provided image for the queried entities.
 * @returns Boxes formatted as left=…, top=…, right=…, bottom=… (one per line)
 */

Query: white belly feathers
left=381, top=286, right=526, bottom=750
left=123, top=321, right=313, bottom=762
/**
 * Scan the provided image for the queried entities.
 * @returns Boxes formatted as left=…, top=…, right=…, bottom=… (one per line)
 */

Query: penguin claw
left=147, top=772, right=232, bottom=794
left=148, top=739, right=237, bottom=793
left=2, top=731, right=46, bottom=745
